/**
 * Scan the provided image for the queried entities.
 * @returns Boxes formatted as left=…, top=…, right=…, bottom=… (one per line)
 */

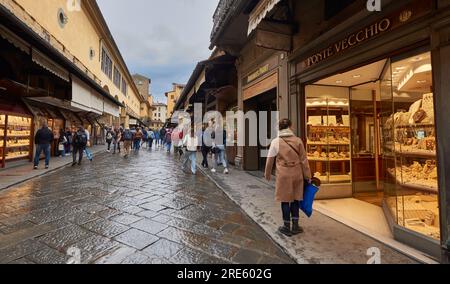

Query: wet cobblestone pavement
left=0, top=148, right=294, bottom=264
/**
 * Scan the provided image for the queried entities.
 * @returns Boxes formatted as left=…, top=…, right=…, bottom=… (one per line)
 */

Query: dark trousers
left=281, top=201, right=300, bottom=223
left=201, top=146, right=210, bottom=168
left=107, top=140, right=112, bottom=151
left=148, top=138, right=154, bottom=149
left=34, top=144, right=51, bottom=167
left=73, top=146, right=84, bottom=164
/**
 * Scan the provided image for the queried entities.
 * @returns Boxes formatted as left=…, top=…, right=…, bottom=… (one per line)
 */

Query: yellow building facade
left=4, top=0, right=144, bottom=127
left=165, top=83, right=185, bottom=119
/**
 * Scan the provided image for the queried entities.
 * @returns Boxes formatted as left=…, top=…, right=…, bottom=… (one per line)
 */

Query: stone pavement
left=0, top=147, right=294, bottom=264
left=196, top=152, right=419, bottom=264
left=0, top=145, right=105, bottom=191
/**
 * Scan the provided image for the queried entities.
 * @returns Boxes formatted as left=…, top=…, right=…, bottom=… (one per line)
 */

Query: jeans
left=133, top=140, right=141, bottom=151
left=166, top=142, right=172, bottom=152
left=281, top=201, right=300, bottom=223
left=214, top=145, right=227, bottom=169
left=59, top=147, right=66, bottom=157
left=182, top=151, right=197, bottom=174
left=113, top=140, right=121, bottom=153
left=34, top=144, right=51, bottom=167
left=73, top=146, right=84, bottom=164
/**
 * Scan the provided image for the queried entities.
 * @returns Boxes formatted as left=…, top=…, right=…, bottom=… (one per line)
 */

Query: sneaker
left=211, top=168, right=216, bottom=173
left=224, top=168, right=229, bottom=174
left=33, top=166, right=38, bottom=170
left=45, top=165, right=49, bottom=169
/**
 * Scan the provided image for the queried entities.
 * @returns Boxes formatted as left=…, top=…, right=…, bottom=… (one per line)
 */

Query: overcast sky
left=97, top=0, right=219, bottom=103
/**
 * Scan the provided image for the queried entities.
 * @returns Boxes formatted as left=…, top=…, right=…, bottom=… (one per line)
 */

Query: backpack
left=106, top=132, right=113, bottom=141
left=123, top=130, right=133, bottom=141
left=150, top=131, right=155, bottom=140
left=75, top=130, right=88, bottom=147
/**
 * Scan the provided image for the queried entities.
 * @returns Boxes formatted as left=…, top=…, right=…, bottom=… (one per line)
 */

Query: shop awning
left=0, top=24, right=29, bottom=55
left=32, top=48, right=70, bottom=82
left=248, top=0, right=282, bottom=35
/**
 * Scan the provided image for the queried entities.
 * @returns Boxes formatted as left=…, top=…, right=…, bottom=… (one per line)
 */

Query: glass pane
left=0, top=114, right=5, bottom=165
left=380, top=59, right=398, bottom=224
left=390, top=51, right=440, bottom=240
left=306, top=85, right=351, bottom=185
left=5, top=115, right=32, bottom=161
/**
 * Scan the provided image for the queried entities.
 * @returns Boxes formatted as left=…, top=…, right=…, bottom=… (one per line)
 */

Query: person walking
left=154, top=129, right=160, bottom=149
left=133, top=127, right=143, bottom=152
left=201, top=124, right=211, bottom=168
left=84, top=127, right=93, bottom=162
left=72, top=126, right=88, bottom=166
left=65, top=128, right=73, bottom=155
left=264, top=119, right=312, bottom=237
left=211, top=124, right=229, bottom=174
left=160, top=128, right=166, bottom=148
left=33, top=121, right=54, bottom=170
left=148, top=128, right=155, bottom=149
left=165, top=128, right=172, bottom=153
left=142, top=127, right=148, bottom=149
left=181, top=127, right=199, bottom=175
left=106, top=128, right=114, bottom=153
left=57, top=129, right=67, bottom=157
left=113, top=127, right=122, bottom=154
left=122, top=128, right=133, bottom=158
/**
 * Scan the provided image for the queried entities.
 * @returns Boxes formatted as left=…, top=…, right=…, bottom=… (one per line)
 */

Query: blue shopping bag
left=300, top=181, right=320, bottom=218
left=84, top=148, right=93, bottom=161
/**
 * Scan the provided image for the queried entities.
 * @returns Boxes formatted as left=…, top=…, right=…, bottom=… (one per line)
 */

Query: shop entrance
left=305, top=50, right=441, bottom=247
left=244, top=88, right=277, bottom=171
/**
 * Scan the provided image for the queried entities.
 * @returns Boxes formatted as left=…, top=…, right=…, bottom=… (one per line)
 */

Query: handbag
left=300, top=181, right=320, bottom=218
left=58, top=143, right=65, bottom=151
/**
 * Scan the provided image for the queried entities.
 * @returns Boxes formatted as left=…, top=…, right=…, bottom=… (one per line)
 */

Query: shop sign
left=300, top=0, right=433, bottom=71
left=247, top=64, right=270, bottom=83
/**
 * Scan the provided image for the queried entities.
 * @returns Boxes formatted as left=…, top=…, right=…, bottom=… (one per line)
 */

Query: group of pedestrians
left=104, top=126, right=165, bottom=158
left=33, top=121, right=93, bottom=169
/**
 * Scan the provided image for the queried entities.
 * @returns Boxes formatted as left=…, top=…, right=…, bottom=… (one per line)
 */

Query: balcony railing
left=210, top=0, right=239, bottom=41
left=1, top=0, right=102, bottom=86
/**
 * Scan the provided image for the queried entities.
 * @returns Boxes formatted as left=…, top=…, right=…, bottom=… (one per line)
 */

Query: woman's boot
left=291, top=219, right=304, bottom=235
left=278, top=222, right=292, bottom=237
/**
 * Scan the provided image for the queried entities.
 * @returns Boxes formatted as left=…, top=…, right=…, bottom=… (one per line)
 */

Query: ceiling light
left=417, top=80, right=427, bottom=84
left=336, top=80, right=343, bottom=84
left=352, top=75, right=361, bottom=78
left=395, top=67, right=406, bottom=70
left=0, top=87, right=6, bottom=91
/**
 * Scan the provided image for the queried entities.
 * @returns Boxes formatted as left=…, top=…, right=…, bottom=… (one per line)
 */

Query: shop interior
left=305, top=51, right=440, bottom=242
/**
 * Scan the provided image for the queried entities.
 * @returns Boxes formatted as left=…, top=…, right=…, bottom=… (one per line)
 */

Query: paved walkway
left=0, top=145, right=105, bottom=191
left=0, top=147, right=293, bottom=264
left=196, top=152, right=418, bottom=264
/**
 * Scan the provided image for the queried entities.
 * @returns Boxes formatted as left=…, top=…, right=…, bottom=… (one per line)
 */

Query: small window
left=58, top=8, right=68, bottom=28
left=113, top=67, right=121, bottom=88
left=101, top=48, right=113, bottom=79
left=121, top=78, right=127, bottom=95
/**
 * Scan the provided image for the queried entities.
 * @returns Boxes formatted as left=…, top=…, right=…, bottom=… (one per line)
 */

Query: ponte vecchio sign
left=305, top=18, right=391, bottom=68
left=299, top=0, right=433, bottom=71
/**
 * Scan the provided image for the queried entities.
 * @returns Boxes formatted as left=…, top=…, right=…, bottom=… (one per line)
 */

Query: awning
left=32, top=48, right=70, bottom=82
left=248, top=0, right=281, bottom=35
left=0, top=24, right=29, bottom=54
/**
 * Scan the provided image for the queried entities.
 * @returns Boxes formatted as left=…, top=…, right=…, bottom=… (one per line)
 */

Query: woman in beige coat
left=265, top=119, right=312, bottom=237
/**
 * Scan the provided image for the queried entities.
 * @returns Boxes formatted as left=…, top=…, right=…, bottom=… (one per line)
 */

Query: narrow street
left=0, top=148, right=294, bottom=264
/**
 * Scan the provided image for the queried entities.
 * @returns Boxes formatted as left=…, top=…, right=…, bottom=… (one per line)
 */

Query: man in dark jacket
left=72, top=126, right=88, bottom=166
left=33, top=121, right=54, bottom=169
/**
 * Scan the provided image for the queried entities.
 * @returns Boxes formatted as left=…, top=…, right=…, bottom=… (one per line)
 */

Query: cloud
left=97, top=0, right=219, bottom=102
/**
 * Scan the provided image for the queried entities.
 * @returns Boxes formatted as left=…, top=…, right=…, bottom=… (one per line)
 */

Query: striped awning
left=248, top=0, right=281, bottom=35
left=32, top=48, right=70, bottom=82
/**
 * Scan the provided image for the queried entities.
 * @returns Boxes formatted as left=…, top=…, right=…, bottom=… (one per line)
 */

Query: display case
left=4, top=115, right=32, bottom=162
left=306, top=97, right=351, bottom=184
left=383, top=51, right=440, bottom=241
